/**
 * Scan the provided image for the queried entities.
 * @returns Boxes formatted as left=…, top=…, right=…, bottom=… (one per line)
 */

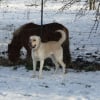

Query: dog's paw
left=38, top=76, right=43, bottom=79
left=31, top=75, right=36, bottom=78
left=65, top=69, right=67, bottom=74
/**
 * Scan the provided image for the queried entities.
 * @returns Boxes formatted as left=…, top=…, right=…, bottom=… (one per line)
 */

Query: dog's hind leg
left=58, top=60, right=66, bottom=75
left=51, top=55, right=59, bottom=73
left=54, top=49, right=66, bottom=75
left=55, top=55, right=66, bottom=76
left=60, top=61, right=65, bottom=74
left=39, top=60, right=44, bottom=79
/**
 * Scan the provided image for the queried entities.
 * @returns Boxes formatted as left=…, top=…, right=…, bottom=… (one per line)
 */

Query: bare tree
left=89, top=0, right=96, bottom=10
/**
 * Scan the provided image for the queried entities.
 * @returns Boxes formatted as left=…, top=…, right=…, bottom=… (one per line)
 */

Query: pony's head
left=8, top=41, right=22, bottom=63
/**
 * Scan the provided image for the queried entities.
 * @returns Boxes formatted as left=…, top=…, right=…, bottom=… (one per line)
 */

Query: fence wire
left=0, top=1, right=100, bottom=63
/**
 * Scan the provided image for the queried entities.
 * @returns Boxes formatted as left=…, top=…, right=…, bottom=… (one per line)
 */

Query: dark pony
left=8, top=22, right=71, bottom=66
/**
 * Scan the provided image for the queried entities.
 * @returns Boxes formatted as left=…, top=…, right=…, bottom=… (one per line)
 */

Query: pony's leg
left=24, top=44, right=33, bottom=69
left=25, top=45, right=31, bottom=59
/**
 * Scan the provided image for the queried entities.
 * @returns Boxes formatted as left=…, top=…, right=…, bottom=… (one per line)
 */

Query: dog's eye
left=33, top=39, right=36, bottom=41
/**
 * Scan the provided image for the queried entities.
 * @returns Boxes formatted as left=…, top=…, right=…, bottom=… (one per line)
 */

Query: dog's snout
left=29, top=36, right=38, bottom=49
left=28, top=41, right=36, bottom=49
left=32, top=44, right=36, bottom=48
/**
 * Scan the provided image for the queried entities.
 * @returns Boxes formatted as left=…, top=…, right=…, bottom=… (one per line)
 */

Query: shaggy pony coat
left=8, top=22, right=71, bottom=66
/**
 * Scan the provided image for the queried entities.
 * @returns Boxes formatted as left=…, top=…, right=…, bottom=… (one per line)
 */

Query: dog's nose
left=32, top=44, right=36, bottom=48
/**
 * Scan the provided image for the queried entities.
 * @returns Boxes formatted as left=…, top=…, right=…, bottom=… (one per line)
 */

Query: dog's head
left=29, top=36, right=41, bottom=50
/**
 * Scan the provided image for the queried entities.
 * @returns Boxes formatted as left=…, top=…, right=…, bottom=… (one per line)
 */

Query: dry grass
left=0, top=57, right=100, bottom=71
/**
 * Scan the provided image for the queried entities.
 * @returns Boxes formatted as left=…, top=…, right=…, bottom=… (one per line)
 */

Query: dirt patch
left=70, top=58, right=100, bottom=71
left=0, top=57, right=100, bottom=71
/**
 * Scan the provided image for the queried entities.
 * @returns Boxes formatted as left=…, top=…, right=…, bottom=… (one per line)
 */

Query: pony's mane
left=13, top=23, right=37, bottom=36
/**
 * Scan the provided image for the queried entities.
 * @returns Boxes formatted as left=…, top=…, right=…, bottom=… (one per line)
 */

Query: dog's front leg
left=39, top=60, right=44, bottom=79
left=32, top=50, right=36, bottom=77
left=32, top=58, right=37, bottom=77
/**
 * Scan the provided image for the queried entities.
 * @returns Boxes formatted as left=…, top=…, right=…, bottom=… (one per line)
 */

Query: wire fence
left=0, top=1, right=100, bottom=63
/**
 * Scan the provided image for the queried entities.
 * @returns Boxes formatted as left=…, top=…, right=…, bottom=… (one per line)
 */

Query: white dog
left=29, top=29, right=66, bottom=78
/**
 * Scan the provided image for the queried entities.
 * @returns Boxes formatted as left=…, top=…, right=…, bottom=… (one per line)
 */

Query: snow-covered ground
left=0, top=66, right=100, bottom=100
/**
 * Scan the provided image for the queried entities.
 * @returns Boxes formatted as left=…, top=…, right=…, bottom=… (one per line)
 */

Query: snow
left=0, top=0, right=100, bottom=100
left=0, top=0, right=100, bottom=62
left=0, top=66, right=100, bottom=100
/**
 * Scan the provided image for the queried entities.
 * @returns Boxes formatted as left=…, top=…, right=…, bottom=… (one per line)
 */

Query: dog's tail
left=56, top=29, right=66, bottom=45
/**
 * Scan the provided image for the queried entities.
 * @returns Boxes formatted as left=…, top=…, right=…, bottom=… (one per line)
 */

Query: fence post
left=41, top=0, right=43, bottom=36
